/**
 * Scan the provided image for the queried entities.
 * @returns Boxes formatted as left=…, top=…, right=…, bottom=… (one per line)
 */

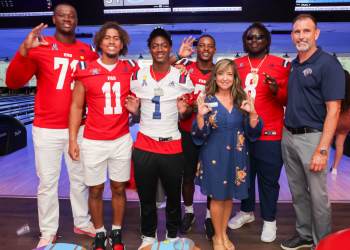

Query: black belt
left=286, top=126, right=321, bottom=134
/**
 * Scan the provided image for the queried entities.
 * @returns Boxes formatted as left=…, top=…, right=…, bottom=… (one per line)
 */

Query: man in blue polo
left=281, top=14, right=345, bottom=250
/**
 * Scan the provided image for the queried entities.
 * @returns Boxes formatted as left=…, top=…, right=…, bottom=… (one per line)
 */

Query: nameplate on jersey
left=264, top=130, right=277, bottom=136
left=154, top=87, right=164, bottom=96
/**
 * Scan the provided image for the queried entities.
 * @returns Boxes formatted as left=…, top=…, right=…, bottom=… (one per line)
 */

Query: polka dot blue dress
left=192, top=95, right=263, bottom=200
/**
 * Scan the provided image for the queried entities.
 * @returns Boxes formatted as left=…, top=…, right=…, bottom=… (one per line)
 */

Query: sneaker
left=204, top=218, right=215, bottom=241
left=36, top=235, right=57, bottom=248
left=228, top=211, right=255, bottom=230
left=261, top=220, right=277, bottom=243
left=331, top=168, right=337, bottom=175
left=93, top=232, right=107, bottom=250
left=74, top=222, right=96, bottom=237
left=138, top=235, right=156, bottom=250
left=180, top=213, right=195, bottom=233
left=280, top=235, right=313, bottom=250
left=109, top=229, right=125, bottom=250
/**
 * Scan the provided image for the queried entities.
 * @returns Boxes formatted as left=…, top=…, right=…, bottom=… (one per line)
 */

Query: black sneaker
left=93, top=232, right=107, bottom=250
left=204, top=218, right=215, bottom=241
left=180, top=213, right=195, bottom=233
left=281, top=235, right=313, bottom=250
left=110, top=229, right=125, bottom=250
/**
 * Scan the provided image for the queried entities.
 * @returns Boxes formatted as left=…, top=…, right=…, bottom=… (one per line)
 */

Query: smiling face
left=52, top=4, right=77, bottom=36
left=244, top=27, right=268, bottom=56
left=99, top=28, right=123, bottom=58
left=216, top=65, right=234, bottom=92
left=291, top=17, right=320, bottom=53
left=149, top=35, right=171, bottom=64
left=196, top=36, right=216, bottom=63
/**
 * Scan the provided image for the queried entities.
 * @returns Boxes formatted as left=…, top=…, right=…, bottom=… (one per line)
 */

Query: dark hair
left=242, top=22, right=271, bottom=54
left=94, top=21, right=130, bottom=56
left=342, top=70, right=350, bottom=112
left=53, top=1, right=77, bottom=14
left=147, top=27, right=172, bottom=48
left=206, top=59, right=246, bottom=108
left=197, top=34, right=216, bottom=47
left=292, top=13, right=318, bottom=27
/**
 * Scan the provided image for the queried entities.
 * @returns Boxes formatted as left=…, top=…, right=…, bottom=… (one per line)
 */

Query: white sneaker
left=228, top=211, right=255, bottom=230
left=331, top=168, right=338, bottom=175
left=36, top=235, right=56, bottom=248
left=261, top=220, right=277, bottom=242
left=73, top=222, right=96, bottom=237
left=138, top=235, right=157, bottom=250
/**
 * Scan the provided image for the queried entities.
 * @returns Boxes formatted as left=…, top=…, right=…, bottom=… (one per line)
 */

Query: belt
left=286, top=126, right=321, bottom=135
left=158, top=137, right=173, bottom=142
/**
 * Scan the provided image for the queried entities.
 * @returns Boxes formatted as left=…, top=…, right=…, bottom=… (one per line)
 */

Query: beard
left=296, top=41, right=311, bottom=52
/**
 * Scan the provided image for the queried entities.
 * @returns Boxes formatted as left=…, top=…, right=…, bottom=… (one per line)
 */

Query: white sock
left=206, top=209, right=211, bottom=219
left=112, top=225, right=121, bottom=230
left=96, top=226, right=106, bottom=233
left=184, top=205, right=194, bottom=214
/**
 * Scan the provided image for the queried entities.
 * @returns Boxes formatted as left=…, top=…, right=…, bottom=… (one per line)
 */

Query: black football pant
left=132, top=148, right=184, bottom=238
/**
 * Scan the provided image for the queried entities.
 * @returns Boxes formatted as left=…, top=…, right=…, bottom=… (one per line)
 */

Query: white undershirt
left=97, top=58, right=117, bottom=72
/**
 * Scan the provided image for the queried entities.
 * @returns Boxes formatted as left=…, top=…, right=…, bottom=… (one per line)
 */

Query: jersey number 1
left=102, top=82, right=122, bottom=115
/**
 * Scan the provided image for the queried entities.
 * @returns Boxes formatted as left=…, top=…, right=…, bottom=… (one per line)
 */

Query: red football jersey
left=6, top=36, right=98, bottom=129
left=234, top=55, right=290, bottom=141
left=75, top=59, right=138, bottom=140
left=177, top=59, right=212, bottom=132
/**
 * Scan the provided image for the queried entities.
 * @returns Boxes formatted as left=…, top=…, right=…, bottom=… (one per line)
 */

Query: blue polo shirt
left=285, top=48, right=345, bottom=130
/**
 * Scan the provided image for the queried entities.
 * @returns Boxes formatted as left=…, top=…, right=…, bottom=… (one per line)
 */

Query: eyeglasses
left=246, top=34, right=265, bottom=41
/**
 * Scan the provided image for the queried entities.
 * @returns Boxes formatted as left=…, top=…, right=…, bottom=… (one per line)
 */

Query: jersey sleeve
left=6, top=52, right=37, bottom=89
left=130, top=70, right=141, bottom=97
left=177, top=72, right=194, bottom=96
left=86, top=45, right=99, bottom=61
left=275, top=59, right=290, bottom=106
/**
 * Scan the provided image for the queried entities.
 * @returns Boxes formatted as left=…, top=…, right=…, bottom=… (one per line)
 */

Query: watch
left=320, top=148, right=328, bottom=156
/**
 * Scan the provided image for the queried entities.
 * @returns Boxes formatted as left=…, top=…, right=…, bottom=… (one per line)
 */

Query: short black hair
left=147, top=27, right=172, bottom=48
left=242, top=22, right=271, bottom=53
left=197, top=34, right=216, bottom=47
left=53, top=1, right=77, bottom=14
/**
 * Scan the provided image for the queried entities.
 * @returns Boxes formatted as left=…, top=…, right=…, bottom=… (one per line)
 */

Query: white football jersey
left=131, top=65, right=194, bottom=140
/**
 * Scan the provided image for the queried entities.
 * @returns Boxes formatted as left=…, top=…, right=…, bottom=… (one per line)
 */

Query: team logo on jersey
left=302, top=68, right=312, bottom=77
left=90, top=68, right=100, bottom=75
left=142, top=74, right=148, bottom=87
left=168, top=81, right=175, bottom=87
left=188, top=68, right=194, bottom=74
left=239, top=63, right=244, bottom=68
left=51, top=43, right=58, bottom=51
left=79, top=49, right=86, bottom=54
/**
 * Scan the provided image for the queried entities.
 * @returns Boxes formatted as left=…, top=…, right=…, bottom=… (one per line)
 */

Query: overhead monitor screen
left=295, top=0, right=350, bottom=11
left=0, top=0, right=54, bottom=17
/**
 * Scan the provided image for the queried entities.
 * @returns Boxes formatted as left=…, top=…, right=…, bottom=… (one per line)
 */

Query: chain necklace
left=247, top=54, right=268, bottom=86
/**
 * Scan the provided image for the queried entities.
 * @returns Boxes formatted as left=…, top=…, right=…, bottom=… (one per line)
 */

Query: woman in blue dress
left=192, top=59, right=262, bottom=250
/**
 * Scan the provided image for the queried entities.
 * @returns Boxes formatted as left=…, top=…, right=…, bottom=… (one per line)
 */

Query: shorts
left=81, top=133, right=133, bottom=186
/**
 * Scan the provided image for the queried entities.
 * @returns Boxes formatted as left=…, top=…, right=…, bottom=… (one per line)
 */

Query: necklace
left=247, top=55, right=267, bottom=86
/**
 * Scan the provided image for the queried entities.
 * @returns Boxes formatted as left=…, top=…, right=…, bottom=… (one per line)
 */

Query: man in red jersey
left=228, top=23, right=290, bottom=243
left=176, top=35, right=216, bottom=240
left=69, top=22, right=138, bottom=250
left=6, top=3, right=97, bottom=248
